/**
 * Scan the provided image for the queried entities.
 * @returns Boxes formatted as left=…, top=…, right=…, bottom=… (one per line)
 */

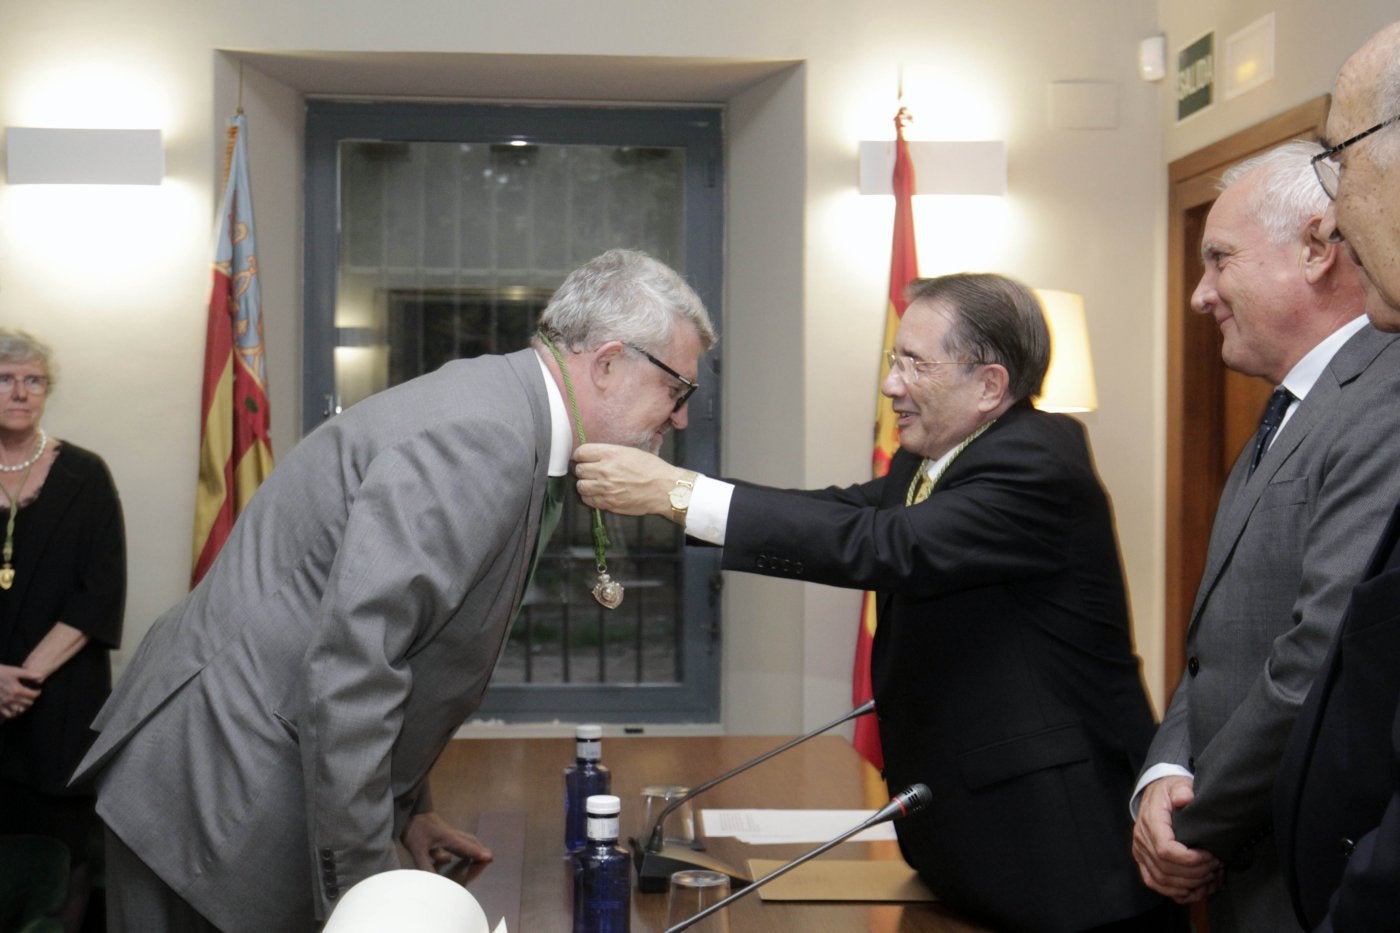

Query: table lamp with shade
left=1033, top=289, right=1098, bottom=413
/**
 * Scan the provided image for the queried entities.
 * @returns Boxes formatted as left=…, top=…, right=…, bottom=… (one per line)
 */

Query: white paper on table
left=700, top=809, right=897, bottom=844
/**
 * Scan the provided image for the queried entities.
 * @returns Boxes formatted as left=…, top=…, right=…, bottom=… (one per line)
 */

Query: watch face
left=669, top=486, right=691, bottom=510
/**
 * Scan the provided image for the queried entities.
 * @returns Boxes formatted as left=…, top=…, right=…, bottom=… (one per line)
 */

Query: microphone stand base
left=630, top=839, right=751, bottom=894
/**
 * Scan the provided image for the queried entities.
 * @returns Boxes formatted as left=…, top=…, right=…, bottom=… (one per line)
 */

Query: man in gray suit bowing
left=1130, top=141, right=1400, bottom=931
left=72, top=249, right=715, bottom=932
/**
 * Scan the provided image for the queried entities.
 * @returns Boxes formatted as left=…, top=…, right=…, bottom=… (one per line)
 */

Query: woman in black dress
left=0, top=328, right=125, bottom=931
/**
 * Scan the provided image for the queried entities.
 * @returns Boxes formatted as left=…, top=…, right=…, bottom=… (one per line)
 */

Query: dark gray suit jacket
left=73, top=349, right=552, bottom=930
left=1146, top=324, right=1400, bottom=931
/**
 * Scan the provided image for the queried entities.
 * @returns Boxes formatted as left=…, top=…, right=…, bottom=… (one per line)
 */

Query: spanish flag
left=853, top=107, right=918, bottom=768
left=192, top=112, right=273, bottom=586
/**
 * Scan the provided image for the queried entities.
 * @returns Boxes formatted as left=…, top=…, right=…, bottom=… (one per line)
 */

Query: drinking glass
left=640, top=784, right=695, bottom=848
left=663, top=869, right=731, bottom=932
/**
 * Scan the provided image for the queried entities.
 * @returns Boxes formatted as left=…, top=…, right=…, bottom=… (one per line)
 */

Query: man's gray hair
left=1219, top=140, right=1329, bottom=244
left=538, top=249, right=715, bottom=355
left=0, top=327, right=58, bottom=390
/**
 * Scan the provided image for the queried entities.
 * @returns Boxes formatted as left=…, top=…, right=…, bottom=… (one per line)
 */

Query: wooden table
left=426, top=734, right=995, bottom=932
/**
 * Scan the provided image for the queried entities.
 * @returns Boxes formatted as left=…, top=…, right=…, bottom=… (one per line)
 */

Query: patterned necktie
left=1249, top=387, right=1294, bottom=477
left=906, top=420, right=996, bottom=506
left=910, top=468, right=934, bottom=506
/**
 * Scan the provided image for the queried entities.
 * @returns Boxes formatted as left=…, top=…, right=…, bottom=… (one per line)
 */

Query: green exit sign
left=1177, top=32, right=1215, bottom=121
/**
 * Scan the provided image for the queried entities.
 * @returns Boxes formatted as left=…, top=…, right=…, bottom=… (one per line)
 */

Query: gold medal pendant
left=592, top=571, right=624, bottom=609
left=0, top=565, right=13, bottom=590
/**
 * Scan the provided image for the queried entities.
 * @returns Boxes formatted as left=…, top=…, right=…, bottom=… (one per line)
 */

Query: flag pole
left=192, top=112, right=274, bottom=586
left=852, top=102, right=919, bottom=768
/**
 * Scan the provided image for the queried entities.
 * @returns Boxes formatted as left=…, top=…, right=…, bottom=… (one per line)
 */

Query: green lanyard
left=537, top=333, right=624, bottom=608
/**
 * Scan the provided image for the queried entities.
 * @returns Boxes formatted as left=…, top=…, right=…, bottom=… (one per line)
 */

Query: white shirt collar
left=918, top=419, right=996, bottom=488
left=535, top=352, right=572, bottom=477
left=1280, top=315, right=1368, bottom=401
left=921, top=444, right=961, bottom=486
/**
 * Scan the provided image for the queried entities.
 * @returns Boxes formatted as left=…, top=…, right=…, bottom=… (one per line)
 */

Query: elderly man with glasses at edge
left=1274, top=19, right=1400, bottom=932
left=575, top=271, right=1179, bottom=933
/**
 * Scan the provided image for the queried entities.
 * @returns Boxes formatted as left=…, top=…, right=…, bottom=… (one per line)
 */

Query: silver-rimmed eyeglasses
left=884, top=350, right=978, bottom=385
left=1311, top=113, right=1400, bottom=199
left=626, top=345, right=698, bottom=413
left=0, top=374, right=49, bottom=395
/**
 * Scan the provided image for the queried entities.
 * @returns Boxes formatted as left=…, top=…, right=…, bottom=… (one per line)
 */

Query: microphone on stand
left=663, top=783, right=932, bottom=932
left=631, top=699, right=876, bottom=893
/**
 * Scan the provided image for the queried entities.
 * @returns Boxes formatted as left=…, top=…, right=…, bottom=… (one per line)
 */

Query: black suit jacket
left=723, top=401, right=1163, bottom=932
left=1275, top=504, right=1400, bottom=932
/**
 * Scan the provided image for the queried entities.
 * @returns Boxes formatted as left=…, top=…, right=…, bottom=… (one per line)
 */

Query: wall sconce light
left=1034, top=289, right=1098, bottom=413
left=5, top=127, right=164, bottom=185
left=858, top=139, right=1006, bottom=196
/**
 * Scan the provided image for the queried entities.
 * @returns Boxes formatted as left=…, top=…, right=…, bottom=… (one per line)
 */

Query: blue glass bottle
left=564, top=724, right=611, bottom=852
left=572, top=794, right=631, bottom=932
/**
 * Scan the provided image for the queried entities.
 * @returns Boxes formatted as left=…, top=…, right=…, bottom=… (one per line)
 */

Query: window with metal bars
left=303, top=100, right=723, bottom=723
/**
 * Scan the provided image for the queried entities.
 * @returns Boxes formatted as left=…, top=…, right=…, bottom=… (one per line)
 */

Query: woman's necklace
left=0, top=429, right=46, bottom=473
left=0, top=455, right=37, bottom=590
left=537, top=333, right=624, bottom=609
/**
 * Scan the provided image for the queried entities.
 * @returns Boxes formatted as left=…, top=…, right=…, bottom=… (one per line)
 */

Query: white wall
left=1158, top=1, right=1398, bottom=161
left=12, top=0, right=1342, bottom=737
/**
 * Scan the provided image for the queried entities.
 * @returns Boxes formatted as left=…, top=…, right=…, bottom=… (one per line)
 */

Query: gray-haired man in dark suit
left=577, top=272, right=1177, bottom=932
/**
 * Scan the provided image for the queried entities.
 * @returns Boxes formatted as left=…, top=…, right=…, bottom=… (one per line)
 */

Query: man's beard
left=596, top=390, right=667, bottom=454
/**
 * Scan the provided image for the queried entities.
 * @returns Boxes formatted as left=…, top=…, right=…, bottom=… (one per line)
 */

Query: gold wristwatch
left=669, top=471, right=697, bottom=524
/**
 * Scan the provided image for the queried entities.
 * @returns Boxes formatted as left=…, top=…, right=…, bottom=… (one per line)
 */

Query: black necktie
left=1249, top=388, right=1294, bottom=477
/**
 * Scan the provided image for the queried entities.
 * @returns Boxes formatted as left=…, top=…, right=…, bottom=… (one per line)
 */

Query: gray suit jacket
left=73, top=349, right=552, bottom=931
left=1145, top=324, right=1400, bottom=931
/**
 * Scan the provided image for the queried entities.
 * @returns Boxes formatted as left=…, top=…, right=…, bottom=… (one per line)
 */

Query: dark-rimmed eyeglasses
left=884, top=350, right=979, bottom=385
left=626, top=344, right=698, bottom=413
left=1311, top=113, right=1400, bottom=199
left=0, top=374, right=49, bottom=395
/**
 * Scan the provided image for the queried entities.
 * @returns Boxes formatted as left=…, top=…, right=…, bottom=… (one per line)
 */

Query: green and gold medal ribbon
left=538, top=332, right=623, bottom=608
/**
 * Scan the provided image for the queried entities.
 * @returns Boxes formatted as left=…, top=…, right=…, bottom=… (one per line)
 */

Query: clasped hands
left=0, top=664, right=42, bottom=720
left=1131, top=775, right=1224, bottom=903
left=574, top=443, right=689, bottom=522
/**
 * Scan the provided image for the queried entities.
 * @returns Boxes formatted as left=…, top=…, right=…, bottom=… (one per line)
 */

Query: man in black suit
left=1274, top=19, right=1400, bottom=931
left=576, top=272, right=1175, bottom=932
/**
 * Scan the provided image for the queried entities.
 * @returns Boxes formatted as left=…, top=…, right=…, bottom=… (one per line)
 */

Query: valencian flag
left=192, top=111, right=273, bottom=586
left=853, top=107, right=918, bottom=769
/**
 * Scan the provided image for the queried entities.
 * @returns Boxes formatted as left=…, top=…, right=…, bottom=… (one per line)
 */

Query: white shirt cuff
left=1129, top=762, right=1194, bottom=818
left=686, top=474, right=732, bottom=545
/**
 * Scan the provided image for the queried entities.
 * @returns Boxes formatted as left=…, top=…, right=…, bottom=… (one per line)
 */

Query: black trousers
left=1083, top=900, right=1190, bottom=933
